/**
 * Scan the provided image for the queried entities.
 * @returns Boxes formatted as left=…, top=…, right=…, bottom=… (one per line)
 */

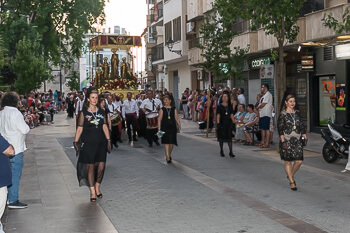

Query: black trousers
left=111, top=125, right=120, bottom=145
left=126, top=114, right=137, bottom=140
left=146, top=128, right=158, bottom=145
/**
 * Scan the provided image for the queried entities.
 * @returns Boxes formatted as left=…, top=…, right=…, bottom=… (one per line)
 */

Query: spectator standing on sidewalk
left=180, top=90, right=189, bottom=119
left=257, top=84, right=273, bottom=148
left=74, top=89, right=111, bottom=202
left=237, top=88, right=246, bottom=105
left=75, top=92, right=84, bottom=128
left=0, top=134, right=15, bottom=232
left=0, top=92, right=30, bottom=209
left=277, top=94, right=307, bottom=191
left=158, top=94, right=181, bottom=163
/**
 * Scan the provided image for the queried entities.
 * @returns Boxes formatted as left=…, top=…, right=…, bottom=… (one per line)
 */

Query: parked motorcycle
left=320, top=123, right=350, bottom=163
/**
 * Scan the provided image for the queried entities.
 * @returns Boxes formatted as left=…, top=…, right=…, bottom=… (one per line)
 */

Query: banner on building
left=260, top=65, right=274, bottom=79
left=319, top=76, right=336, bottom=126
left=336, top=84, right=346, bottom=111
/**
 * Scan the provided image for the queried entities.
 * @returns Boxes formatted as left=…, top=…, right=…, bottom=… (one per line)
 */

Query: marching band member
left=112, top=94, right=123, bottom=143
left=107, top=95, right=120, bottom=148
left=122, top=92, right=139, bottom=142
left=141, top=90, right=162, bottom=147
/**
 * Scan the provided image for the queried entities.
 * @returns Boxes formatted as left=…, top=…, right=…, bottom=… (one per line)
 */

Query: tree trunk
left=276, top=41, right=286, bottom=114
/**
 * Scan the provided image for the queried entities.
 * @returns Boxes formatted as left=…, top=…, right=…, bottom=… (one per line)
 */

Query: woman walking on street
left=158, top=94, right=181, bottom=163
left=277, top=94, right=307, bottom=191
left=216, top=91, right=235, bottom=157
left=73, top=89, right=111, bottom=202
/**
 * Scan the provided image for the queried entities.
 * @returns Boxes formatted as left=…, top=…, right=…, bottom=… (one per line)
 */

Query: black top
left=160, top=106, right=178, bottom=145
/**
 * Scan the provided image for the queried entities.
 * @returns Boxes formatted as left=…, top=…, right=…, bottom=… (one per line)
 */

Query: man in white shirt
left=112, top=94, right=123, bottom=143
left=257, top=84, right=273, bottom=148
left=140, top=90, right=162, bottom=147
left=122, top=92, right=139, bottom=142
left=0, top=92, right=30, bottom=209
left=237, top=88, right=246, bottom=105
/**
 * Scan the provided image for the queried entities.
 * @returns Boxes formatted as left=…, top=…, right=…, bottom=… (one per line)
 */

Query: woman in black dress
left=217, top=91, right=235, bottom=157
left=73, top=89, right=111, bottom=202
left=67, top=95, right=75, bottom=118
left=158, top=94, right=181, bottom=163
left=277, top=94, right=307, bottom=191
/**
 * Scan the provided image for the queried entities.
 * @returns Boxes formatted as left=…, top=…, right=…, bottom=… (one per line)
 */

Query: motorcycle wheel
left=322, top=143, right=340, bottom=163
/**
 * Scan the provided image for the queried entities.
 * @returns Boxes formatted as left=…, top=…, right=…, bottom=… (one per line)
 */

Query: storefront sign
left=260, top=65, right=274, bottom=79
left=336, top=84, right=347, bottom=111
left=335, top=44, right=350, bottom=60
left=251, top=57, right=271, bottom=69
left=319, top=76, right=336, bottom=126
left=301, top=55, right=314, bottom=71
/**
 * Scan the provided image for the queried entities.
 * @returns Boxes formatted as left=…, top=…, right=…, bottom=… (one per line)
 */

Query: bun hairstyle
left=83, top=88, right=99, bottom=110
left=283, top=94, right=295, bottom=111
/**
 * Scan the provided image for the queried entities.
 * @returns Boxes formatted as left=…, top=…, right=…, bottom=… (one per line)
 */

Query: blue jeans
left=8, top=153, right=24, bottom=204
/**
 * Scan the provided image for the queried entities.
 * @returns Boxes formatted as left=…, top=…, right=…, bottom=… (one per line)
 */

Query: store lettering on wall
left=251, top=57, right=271, bottom=69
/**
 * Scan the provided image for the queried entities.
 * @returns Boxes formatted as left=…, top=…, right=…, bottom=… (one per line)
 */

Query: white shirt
left=140, top=98, right=163, bottom=118
left=122, top=99, right=139, bottom=118
left=75, top=98, right=83, bottom=115
left=238, top=94, right=246, bottom=105
left=259, top=91, right=273, bottom=118
left=106, top=103, right=116, bottom=115
left=0, top=106, right=30, bottom=154
left=113, top=100, right=122, bottom=113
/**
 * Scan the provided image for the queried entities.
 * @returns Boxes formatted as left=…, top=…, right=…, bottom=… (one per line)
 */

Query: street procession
left=0, top=0, right=350, bottom=233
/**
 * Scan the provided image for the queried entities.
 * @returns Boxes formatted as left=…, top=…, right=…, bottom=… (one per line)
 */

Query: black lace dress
left=277, top=111, right=306, bottom=161
left=77, top=108, right=108, bottom=187
left=216, top=104, right=234, bottom=142
left=160, top=107, right=178, bottom=146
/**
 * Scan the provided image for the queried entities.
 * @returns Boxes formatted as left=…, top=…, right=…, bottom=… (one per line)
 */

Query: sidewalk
left=2, top=113, right=118, bottom=233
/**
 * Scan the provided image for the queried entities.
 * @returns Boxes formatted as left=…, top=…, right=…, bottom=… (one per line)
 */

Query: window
left=173, top=17, right=181, bottom=42
left=164, top=22, right=172, bottom=44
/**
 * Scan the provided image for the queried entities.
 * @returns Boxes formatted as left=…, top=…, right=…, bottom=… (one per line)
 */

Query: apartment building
left=186, top=0, right=350, bottom=131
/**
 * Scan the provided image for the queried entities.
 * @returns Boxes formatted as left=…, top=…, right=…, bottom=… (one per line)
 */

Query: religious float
left=89, top=34, right=142, bottom=99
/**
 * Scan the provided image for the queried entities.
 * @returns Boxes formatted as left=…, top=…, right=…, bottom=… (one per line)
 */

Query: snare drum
left=146, top=113, right=158, bottom=129
left=111, top=113, right=122, bottom=126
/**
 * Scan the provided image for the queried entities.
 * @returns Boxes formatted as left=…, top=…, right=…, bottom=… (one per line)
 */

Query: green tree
left=322, top=7, right=350, bottom=34
left=199, top=0, right=249, bottom=84
left=66, top=70, right=80, bottom=91
left=12, top=37, right=51, bottom=94
left=246, top=0, right=306, bottom=111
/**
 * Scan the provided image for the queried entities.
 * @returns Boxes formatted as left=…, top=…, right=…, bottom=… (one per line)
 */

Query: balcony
left=231, top=31, right=258, bottom=53
left=151, top=44, right=164, bottom=62
left=187, top=0, right=204, bottom=22
left=232, top=19, right=250, bottom=35
left=188, top=37, right=204, bottom=49
left=150, top=2, right=163, bottom=24
left=300, top=0, right=324, bottom=16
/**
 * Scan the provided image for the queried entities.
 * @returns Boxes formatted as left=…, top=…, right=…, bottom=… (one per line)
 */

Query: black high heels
left=290, top=181, right=297, bottom=191
left=229, top=152, right=235, bottom=158
left=220, top=151, right=225, bottom=157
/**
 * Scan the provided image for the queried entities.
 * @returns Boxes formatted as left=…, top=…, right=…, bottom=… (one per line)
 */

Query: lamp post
left=166, top=37, right=182, bottom=56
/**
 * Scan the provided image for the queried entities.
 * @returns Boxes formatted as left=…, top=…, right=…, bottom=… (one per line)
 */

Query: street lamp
left=166, top=37, right=182, bottom=56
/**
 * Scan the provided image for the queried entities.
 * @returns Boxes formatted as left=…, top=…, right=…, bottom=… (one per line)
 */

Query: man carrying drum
left=122, top=92, right=139, bottom=142
left=141, top=90, right=162, bottom=147
left=107, top=95, right=121, bottom=148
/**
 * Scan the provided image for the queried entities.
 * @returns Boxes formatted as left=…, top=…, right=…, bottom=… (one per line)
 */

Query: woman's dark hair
left=1, top=92, right=19, bottom=109
left=282, top=94, right=296, bottom=111
left=83, top=88, right=99, bottom=110
left=220, top=91, right=231, bottom=106
left=162, top=94, right=175, bottom=107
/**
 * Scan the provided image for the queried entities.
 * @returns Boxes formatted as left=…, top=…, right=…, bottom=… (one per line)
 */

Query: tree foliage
left=12, top=37, right=51, bottom=94
left=199, top=0, right=249, bottom=82
left=66, top=70, right=80, bottom=91
left=322, top=7, right=350, bottom=34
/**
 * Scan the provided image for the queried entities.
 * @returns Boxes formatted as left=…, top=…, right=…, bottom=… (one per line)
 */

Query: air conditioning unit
left=197, top=70, right=202, bottom=80
left=186, top=22, right=195, bottom=34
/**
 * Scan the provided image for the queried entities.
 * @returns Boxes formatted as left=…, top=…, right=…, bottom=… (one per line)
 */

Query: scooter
left=320, top=123, right=350, bottom=163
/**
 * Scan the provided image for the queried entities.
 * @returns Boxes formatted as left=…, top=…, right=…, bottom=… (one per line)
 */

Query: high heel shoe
left=90, top=197, right=97, bottom=202
left=220, top=151, right=225, bottom=157
left=287, top=176, right=296, bottom=185
left=229, top=152, right=235, bottom=158
left=290, top=181, right=297, bottom=191
left=97, top=193, right=103, bottom=199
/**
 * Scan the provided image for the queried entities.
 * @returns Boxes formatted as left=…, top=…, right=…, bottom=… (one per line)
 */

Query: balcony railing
left=232, top=19, right=250, bottom=35
left=150, top=2, right=163, bottom=24
left=151, top=44, right=164, bottom=61
left=189, top=37, right=204, bottom=49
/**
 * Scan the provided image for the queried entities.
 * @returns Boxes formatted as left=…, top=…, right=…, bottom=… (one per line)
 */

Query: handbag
left=300, top=136, right=308, bottom=147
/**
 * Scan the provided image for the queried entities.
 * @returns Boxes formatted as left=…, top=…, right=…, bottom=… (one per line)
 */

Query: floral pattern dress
left=277, top=110, right=306, bottom=161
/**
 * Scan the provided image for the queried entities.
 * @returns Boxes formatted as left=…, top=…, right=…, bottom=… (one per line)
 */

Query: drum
left=146, top=113, right=158, bottom=129
left=111, top=113, right=122, bottom=126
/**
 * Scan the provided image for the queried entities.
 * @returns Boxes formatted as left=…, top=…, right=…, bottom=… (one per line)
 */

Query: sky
left=103, top=0, right=148, bottom=73
left=104, top=0, right=148, bottom=36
